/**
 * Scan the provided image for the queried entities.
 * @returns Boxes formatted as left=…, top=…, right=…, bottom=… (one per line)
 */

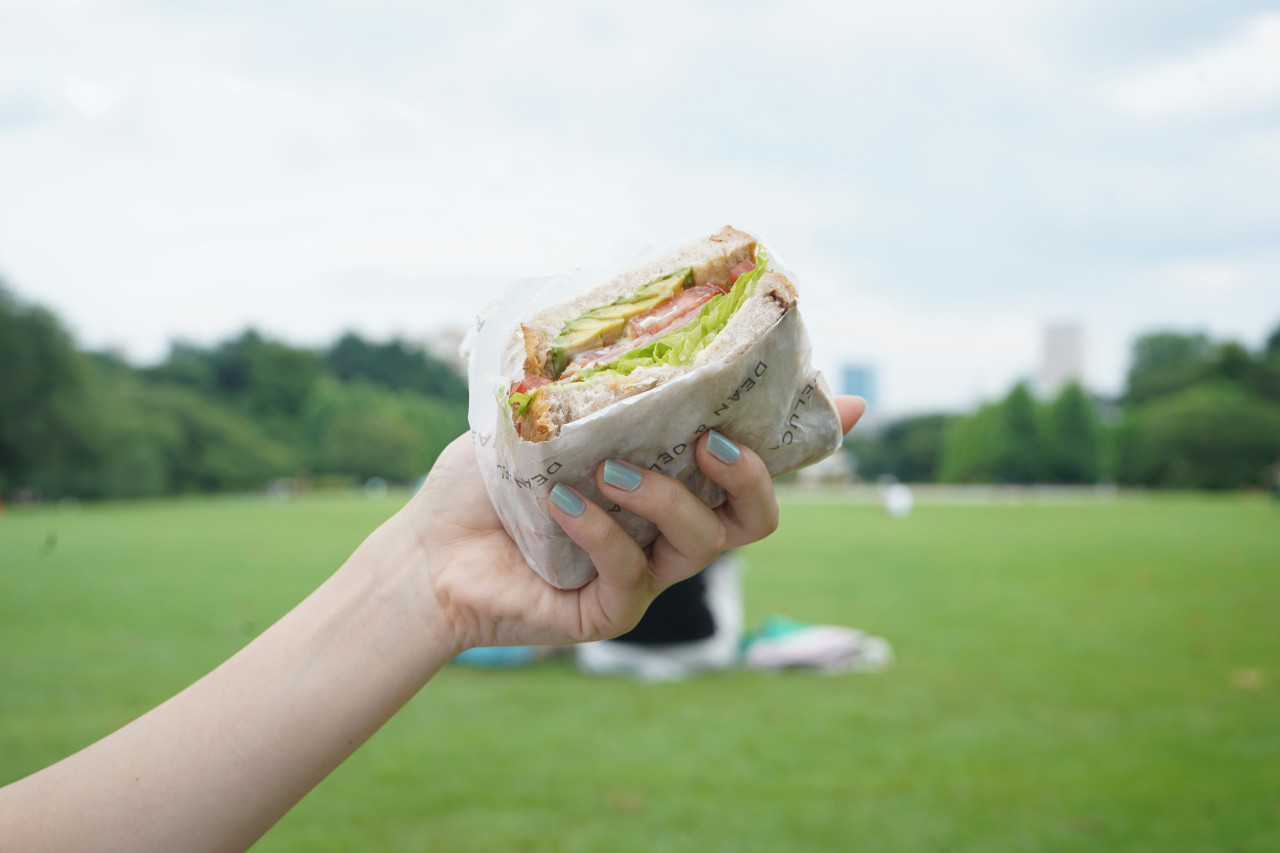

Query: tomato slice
left=509, top=373, right=551, bottom=417
left=554, top=287, right=722, bottom=378
left=545, top=265, right=754, bottom=383
left=512, top=374, right=551, bottom=395
left=626, top=284, right=724, bottom=338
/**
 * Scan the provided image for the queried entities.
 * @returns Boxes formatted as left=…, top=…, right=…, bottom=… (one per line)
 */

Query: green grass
left=2, top=492, right=1278, bottom=851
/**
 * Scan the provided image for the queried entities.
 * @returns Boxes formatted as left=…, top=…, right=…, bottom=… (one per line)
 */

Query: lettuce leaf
left=577, top=248, right=770, bottom=380
left=509, top=391, right=533, bottom=418
left=508, top=247, right=770, bottom=417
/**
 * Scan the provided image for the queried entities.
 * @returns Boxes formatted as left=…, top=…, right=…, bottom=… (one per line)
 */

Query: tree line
left=847, top=325, right=1280, bottom=490
left=1, top=284, right=468, bottom=500
left=7, top=279, right=1280, bottom=497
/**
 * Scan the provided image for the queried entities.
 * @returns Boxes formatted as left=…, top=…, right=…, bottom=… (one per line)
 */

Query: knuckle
left=744, top=461, right=773, bottom=496
left=595, top=518, right=630, bottom=556
left=690, top=522, right=727, bottom=566
left=764, top=511, right=780, bottom=537
left=632, top=476, right=683, bottom=520
left=654, top=482, right=686, bottom=518
left=708, top=523, right=728, bottom=555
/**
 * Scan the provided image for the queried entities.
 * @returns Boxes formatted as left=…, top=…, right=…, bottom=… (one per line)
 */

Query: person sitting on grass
left=460, top=549, right=893, bottom=680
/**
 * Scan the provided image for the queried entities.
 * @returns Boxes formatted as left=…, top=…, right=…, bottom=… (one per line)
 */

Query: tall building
left=841, top=364, right=877, bottom=409
left=1039, top=324, right=1084, bottom=397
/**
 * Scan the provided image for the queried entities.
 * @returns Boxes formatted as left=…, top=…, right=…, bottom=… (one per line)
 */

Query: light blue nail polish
left=707, top=430, right=740, bottom=464
left=549, top=483, right=585, bottom=516
left=603, top=460, right=643, bottom=491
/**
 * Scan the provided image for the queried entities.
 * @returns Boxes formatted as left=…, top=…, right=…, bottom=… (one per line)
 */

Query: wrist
left=347, top=509, right=465, bottom=676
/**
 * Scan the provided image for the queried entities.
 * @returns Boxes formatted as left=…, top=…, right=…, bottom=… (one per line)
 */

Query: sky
left=1, top=0, right=1278, bottom=417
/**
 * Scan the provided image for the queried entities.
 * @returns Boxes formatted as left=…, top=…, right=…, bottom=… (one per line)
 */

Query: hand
left=399, top=396, right=866, bottom=653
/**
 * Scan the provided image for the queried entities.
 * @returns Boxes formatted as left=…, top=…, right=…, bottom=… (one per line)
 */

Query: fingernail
left=549, top=483, right=585, bottom=517
left=603, top=460, right=643, bottom=492
left=706, top=430, right=740, bottom=464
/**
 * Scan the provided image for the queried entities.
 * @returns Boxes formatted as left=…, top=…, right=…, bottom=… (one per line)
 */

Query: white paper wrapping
left=464, top=235, right=844, bottom=590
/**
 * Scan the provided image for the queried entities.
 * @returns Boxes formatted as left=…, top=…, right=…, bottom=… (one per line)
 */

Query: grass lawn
left=2, top=491, right=1277, bottom=851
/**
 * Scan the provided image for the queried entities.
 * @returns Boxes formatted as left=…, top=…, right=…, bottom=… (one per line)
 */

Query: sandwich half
left=507, top=226, right=797, bottom=441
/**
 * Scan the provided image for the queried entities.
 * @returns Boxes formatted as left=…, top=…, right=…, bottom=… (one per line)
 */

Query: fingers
left=547, top=481, right=648, bottom=592
left=696, top=430, right=779, bottom=549
left=836, top=395, right=867, bottom=435
left=550, top=400, right=861, bottom=579
left=546, top=461, right=728, bottom=632
left=546, top=481, right=651, bottom=637
left=694, top=398, right=863, bottom=549
left=595, top=460, right=725, bottom=589
left=537, top=399, right=864, bottom=642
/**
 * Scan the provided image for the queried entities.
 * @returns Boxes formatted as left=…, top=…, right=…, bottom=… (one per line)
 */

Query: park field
left=2, top=491, right=1277, bottom=851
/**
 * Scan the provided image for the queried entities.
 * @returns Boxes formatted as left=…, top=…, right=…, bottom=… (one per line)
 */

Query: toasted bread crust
left=521, top=325, right=551, bottom=379
left=759, top=270, right=797, bottom=308
left=518, top=390, right=557, bottom=442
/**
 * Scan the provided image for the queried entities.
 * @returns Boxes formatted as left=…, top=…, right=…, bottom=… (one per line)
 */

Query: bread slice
left=515, top=268, right=798, bottom=443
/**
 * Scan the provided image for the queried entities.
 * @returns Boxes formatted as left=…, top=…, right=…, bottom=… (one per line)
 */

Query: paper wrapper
left=465, top=237, right=844, bottom=590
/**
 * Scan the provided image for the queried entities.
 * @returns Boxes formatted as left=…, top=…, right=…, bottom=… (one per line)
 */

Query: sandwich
left=470, top=225, right=843, bottom=589
left=506, top=226, right=796, bottom=441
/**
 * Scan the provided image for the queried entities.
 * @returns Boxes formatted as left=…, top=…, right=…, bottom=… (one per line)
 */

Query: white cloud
left=1109, top=13, right=1280, bottom=117
left=62, top=78, right=121, bottom=118
left=1232, top=127, right=1280, bottom=163
left=1162, top=261, right=1248, bottom=296
left=1, top=1, right=1278, bottom=419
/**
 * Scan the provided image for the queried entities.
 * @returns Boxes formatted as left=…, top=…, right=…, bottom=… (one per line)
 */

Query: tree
left=937, top=384, right=1054, bottom=484
left=0, top=285, right=92, bottom=492
left=142, top=384, right=296, bottom=493
left=44, top=357, right=177, bottom=499
left=1125, top=332, right=1213, bottom=403
left=2, top=284, right=472, bottom=498
left=150, top=332, right=322, bottom=419
left=852, top=414, right=956, bottom=482
left=1251, top=350, right=1280, bottom=406
left=209, top=331, right=322, bottom=422
left=938, top=403, right=1003, bottom=483
left=325, top=332, right=467, bottom=403
left=993, top=383, right=1048, bottom=483
left=842, top=434, right=888, bottom=481
left=1116, top=382, right=1280, bottom=489
left=1211, top=342, right=1252, bottom=385
left=1045, top=383, right=1102, bottom=483
left=302, top=379, right=466, bottom=483
left=147, top=332, right=324, bottom=444
left=146, top=341, right=216, bottom=393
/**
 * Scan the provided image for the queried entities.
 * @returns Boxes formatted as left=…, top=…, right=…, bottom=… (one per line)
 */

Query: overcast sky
left=2, top=0, right=1278, bottom=416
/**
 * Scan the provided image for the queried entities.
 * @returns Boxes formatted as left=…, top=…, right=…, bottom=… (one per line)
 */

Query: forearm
left=0, top=509, right=456, bottom=853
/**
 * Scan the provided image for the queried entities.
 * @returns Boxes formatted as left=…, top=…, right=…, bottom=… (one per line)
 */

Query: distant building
left=841, top=364, right=877, bottom=408
left=1039, top=324, right=1084, bottom=397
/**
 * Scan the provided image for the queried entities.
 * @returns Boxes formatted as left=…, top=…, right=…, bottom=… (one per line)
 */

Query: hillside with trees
left=6, top=279, right=1279, bottom=498
left=1, top=284, right=467, bottom=500
left=855, top=327, right=1280, bottom=490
